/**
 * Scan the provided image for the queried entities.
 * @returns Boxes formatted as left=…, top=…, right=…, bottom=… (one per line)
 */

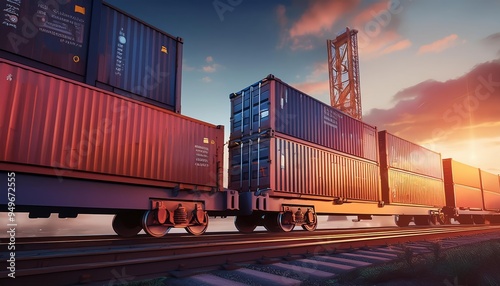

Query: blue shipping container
left=229, top=75, right=378, bottom=161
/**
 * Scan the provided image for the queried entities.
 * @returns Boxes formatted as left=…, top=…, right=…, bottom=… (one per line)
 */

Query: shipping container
left=381, top=169, right=445, bottom=207
left=378, top=131, right=445, bottom=206
left=229, top=133, right=381, bottom=202
left=481, top=170, right=500, bottom=211
left=442, top=159, right=483, bottom=210
left=378, top=130, right=443, bottom=179
left=0, top=0, right=92, bottom=76
left=229, top=75, right=378, bottom=161
left=0, top=59, right=222, bottom=189
left=96, top=3, right=182, bottom=112
left=0, top=0, right=182, bottom=112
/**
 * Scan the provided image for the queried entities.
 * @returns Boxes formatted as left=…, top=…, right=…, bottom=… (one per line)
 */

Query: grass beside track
left=327, top=238, right=500, bottom=285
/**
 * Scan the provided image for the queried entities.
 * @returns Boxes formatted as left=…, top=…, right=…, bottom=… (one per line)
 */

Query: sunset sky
left=107, top=0, right=500, bottom=174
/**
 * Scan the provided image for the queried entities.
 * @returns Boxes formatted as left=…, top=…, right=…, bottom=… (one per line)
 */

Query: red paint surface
left=0, top=59, right=223, bottom=189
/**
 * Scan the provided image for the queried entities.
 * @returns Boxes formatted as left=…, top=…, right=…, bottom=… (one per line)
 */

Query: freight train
left=1, top=1, right=499, bottom=237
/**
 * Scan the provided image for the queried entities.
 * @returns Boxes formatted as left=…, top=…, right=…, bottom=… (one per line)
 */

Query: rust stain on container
left=229, top=75, right=378, bottom=161
left=0, top=59, right=222, bottom=189
left=443, top=159, right=483, bottom=210
left=229, top=134, right=380, bottom=202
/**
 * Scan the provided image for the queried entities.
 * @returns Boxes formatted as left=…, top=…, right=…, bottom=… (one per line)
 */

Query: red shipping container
left=0, top=59, right=223, bottom=190
left=481, top=170, right=500, bottom=211
left=229, top=75, right=378, bottom=161
left=443, top=159, right=483, bottom=210
left=229, top=133, right=381, bottom=202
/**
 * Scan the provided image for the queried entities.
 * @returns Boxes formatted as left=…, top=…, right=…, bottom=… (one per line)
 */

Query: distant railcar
left=378, top=131, right=446, bottom=226
left=443, top=159, right=500, bottom=224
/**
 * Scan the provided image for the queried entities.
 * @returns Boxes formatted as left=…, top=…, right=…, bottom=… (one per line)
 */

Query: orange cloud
left=352, top=1, right=390, bottom=27
left=289, top=0, right=356, bottom=39
left=364, top=60, right=500, bottom=171
left=280, top=0, right=409, bottom=53
left=289, top=61, right=330, bottom=104
left=282, top=0, right=359, bottom=50
left=293, top=80, right=330, bottom=96
left=380, top=39, right=412, bottom=55
left=202, top=56, right=220, bottom=73
left=350, top=0, right=409, bottom=59
left=418, top=34, right=459, bottom=54
left=357, top=30, right=400, bottom=58
left=202, top=65, right=216, bottom=73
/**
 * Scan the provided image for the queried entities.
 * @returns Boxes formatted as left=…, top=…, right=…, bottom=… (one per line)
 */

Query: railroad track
left=1, top=225, right=500, bottom=285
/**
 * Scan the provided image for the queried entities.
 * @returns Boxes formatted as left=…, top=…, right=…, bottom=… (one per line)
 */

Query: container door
left=228, top=136, right=271, bottom=192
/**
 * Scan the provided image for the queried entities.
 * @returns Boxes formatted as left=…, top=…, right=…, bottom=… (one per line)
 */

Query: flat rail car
left=0, top=59, right=235, bottom=236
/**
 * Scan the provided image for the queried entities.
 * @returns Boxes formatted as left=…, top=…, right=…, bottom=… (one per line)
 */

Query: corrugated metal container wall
left=229, top=75, right=378, bottom=162
left=0, top=0, right=92, bottom=75
left=481, top=170, right=500, bottom=211
left=97, top=3, right=182, bottom=112
left=442, top=159, right=483, bottom=209
left=0, top=60, right=222, bottom=189
left=229, top=134, right=380, bottom=202
left=378, top=131, right=443, bottom=179
left=382, top=169, right=445, bottom=206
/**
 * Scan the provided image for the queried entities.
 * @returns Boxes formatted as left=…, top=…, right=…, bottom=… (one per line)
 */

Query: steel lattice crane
left=327, top=27, right=362, bottom=120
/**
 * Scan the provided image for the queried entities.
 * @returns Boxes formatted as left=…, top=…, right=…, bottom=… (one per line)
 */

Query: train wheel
left=185, top=212, right=209, bottom=235
left=436, top=212, right=451, bottom=225
left=142, top=210, right=171, bottom=237
left=277, top=212, right=295, bottom=232
left=234, top=215, right=258, bottom=233
left=112, top=212, right=143, bottom=237
left=394, top=215, right=412, bottom=227
left=301, top=212, right=318, bottom=231
left=263, top=213, right=281, bottom=232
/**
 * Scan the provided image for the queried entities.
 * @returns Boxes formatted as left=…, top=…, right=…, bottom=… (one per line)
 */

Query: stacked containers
left=480, top=170, right=500, bottom=211
left=0, top=0, right=93, bottom=76
left=229, top=75, right=380, bottom=202
left=0, top=0, right=182, bottom=112
left=442, top=159, right=483, bottom=210
left=378, top=131, right=445, bottom=206
left=0, top=59, right=223, bottom=190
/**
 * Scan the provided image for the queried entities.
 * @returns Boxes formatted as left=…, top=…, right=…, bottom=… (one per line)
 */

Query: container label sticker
left=194, top=145, right=210, bottom=168
left=323, top=106, right=340, bottom=128
left=261, top=110, right=269, bottom=119
left=115, top=28, right=126, bottom=76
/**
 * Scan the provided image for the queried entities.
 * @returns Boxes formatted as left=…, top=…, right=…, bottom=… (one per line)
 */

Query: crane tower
left=327, top=27, right=362, bottom=120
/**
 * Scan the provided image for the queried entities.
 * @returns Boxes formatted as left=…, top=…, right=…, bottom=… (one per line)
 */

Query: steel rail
left=1, top=225, right=499, bottom=285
